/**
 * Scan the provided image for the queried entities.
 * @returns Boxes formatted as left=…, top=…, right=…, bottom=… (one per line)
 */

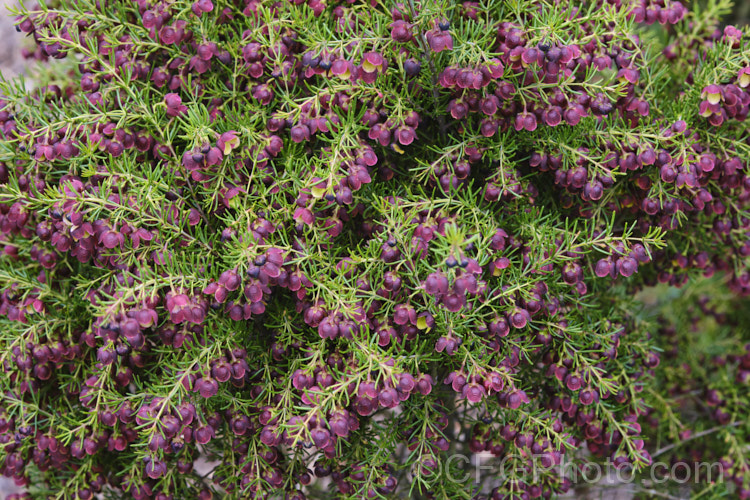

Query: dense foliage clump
left=0, top=0, right=748, bottom=498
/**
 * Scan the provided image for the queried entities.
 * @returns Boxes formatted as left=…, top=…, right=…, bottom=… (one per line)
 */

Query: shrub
left=0, top=0, right=748, bottom=498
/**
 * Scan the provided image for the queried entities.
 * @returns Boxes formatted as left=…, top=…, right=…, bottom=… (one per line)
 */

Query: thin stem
left=652, top=421, right=742, bottom=458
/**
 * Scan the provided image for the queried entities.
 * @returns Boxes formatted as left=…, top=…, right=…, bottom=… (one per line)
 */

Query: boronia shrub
left=0, top=0, right=748, bottom=498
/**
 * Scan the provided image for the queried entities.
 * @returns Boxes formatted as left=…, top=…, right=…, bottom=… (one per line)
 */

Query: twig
left=652, top=421, right=742, bottom=458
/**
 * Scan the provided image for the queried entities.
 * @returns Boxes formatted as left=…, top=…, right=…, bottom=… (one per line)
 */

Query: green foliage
left=0, top=0, right=748, bottom=499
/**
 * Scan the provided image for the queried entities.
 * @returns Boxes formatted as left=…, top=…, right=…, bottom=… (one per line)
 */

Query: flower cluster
left=0, top=0, right=749, bottom=499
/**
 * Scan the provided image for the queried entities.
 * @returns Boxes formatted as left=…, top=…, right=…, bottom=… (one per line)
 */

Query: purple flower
left=164, top=93, right=187, bottom=116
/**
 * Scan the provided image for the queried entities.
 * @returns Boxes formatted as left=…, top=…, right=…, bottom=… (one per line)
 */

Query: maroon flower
left=738, top=67, right=750, bottom=88
left=514, top=110, right=537, bottom=132
left=425, top=29, right=453, bottom=52
left=217, top=131, right=239, bottom=154
left=701, top=84, right=722, bottom=105
left=164, top=93, right=187, bottom=117
left=361, top=52, right=385, bottom=74
left=390, top=20, right=413, bottom=42
left=195, top=376, right=219, bottom=398
left=192, top=0, right=214, bottom=15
